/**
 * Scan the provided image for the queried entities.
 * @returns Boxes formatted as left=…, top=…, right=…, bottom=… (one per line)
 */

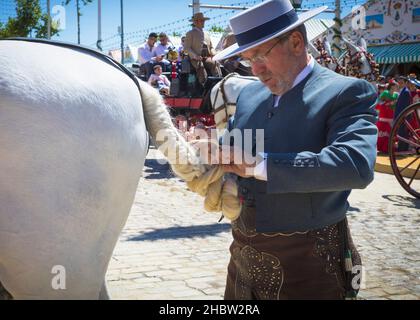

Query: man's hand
left=219, top=146, right=257, bottom=178
left=190, top=142, right=259, bottom=178
left=222, top=162, right=256, bottom=178
left=190, top=139, right=220, bottom=165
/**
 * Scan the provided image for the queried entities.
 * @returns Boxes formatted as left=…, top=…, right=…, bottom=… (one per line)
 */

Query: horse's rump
left=0, top=40, right=148, bottom=299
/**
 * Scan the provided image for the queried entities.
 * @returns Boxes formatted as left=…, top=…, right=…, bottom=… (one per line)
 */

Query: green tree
left=36, top=13, right=61, bottom=39
left=0, top=0, right=59, bottom=39
left=63, top=0, right=93, bottom=44
left=209, top=25, right=225, bottom=33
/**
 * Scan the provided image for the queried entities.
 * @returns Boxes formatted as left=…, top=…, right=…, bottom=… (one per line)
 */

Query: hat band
left=234, top=9, right=298, bottom=47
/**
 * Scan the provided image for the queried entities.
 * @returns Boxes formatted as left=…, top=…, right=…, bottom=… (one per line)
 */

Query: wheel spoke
left=396, top=135, right=420, bottom=148
left=415, top=108, right=420, bottom=128
left=407, top=161, right=420, bottom=187
left=403, top=118, right=420, bottom=142
left=398, top=156, right=420, bottom=174
left=393, top=151, right=417, bottom=156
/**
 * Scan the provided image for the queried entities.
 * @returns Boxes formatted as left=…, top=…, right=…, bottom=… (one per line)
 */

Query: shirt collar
left=273, top=56, right=315, bottom=107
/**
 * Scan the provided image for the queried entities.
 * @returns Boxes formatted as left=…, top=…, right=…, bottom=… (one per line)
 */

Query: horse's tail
left=137, top=79, right=241, bottom=221
left=137, top=79, right=205, bottom=181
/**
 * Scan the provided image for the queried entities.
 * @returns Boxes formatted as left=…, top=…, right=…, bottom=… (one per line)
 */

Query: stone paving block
left=119, top=266, right=159, bottom=274
left=178, top=295, right=223, bottom=300
left=171, top=289, right=205, bottom=298
left=133, top=276, right=163, bottom=284
left=145, top=270, right=177, bottom=277
left=383, top=287, right=411, bottom=295
left=388, top=294, right=419, bottom=300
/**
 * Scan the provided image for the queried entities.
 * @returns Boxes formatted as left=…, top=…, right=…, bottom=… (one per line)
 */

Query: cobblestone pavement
left=106, top=148, right=419, bottom=300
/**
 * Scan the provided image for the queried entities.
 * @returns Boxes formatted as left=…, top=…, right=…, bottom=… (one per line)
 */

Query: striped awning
left=304, top=18, right=334, bottom=42
left=368, top=42, right=420, bottom=64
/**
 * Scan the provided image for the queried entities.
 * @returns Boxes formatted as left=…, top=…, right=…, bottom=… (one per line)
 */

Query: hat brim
left=214, top=6, right=328, bottom=61
left=408, top=78, right=420, bottom=87
left=189, top=17, right=210, bottom=22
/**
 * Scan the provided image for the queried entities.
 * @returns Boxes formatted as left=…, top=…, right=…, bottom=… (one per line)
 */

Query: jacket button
left=267, top=112, right=274, bottom=119
left=241, top=187, right=248, bottom=194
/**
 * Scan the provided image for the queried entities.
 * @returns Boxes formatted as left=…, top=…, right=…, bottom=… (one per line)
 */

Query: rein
left=213, top=73, right=243, bottom=125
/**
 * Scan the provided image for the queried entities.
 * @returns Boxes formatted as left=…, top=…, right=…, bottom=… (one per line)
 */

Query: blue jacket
left=232, top=62, right=378, bottom=232
left=394, top=87, right=411, bottom=120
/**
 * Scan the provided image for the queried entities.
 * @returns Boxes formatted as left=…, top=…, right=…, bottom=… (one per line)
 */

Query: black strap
left=338, top=218, right=358, bottom=299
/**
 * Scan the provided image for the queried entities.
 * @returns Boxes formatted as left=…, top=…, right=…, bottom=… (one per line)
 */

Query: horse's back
left=0, top=41, right=148, bottom=299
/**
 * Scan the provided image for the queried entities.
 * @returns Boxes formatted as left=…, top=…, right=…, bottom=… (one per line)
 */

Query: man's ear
left=289, top=31, right=305, bottom=55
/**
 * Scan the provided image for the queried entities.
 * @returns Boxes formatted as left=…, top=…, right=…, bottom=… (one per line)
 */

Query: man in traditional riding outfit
left=184, top=12, right=222, bottom=85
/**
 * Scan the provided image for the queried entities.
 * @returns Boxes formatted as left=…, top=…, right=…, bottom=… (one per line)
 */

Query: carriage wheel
left=388, top=102, right=420, bottom=198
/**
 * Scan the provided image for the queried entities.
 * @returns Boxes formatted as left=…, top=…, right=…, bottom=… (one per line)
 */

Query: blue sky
left=1, top=0, right=362, bottom=50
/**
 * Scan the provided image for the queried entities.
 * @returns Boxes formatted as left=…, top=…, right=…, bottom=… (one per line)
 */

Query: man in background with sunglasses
left=213, top=0, right=378, bottom=300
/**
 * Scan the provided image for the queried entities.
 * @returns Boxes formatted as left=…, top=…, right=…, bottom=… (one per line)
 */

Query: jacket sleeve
left=266, top=79, right=378, bottom=193
left=184, top=31, right=199, bottom=60
left=395, top=89, right=411, bottom=115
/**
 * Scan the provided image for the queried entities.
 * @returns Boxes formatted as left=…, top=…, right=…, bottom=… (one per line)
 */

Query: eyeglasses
left=240, top=36, right=289, bottom=67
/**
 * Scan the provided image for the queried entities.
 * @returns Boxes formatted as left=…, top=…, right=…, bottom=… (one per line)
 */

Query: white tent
left=107, top=31, right=225, bottom=64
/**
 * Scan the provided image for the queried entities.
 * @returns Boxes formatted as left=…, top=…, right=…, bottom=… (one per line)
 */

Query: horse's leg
left=0, top=280, right=13, bottom=300
left=98, top=280, right=110, bottom=300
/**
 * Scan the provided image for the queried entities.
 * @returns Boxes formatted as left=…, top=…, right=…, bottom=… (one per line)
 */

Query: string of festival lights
left=0, top=0, right=369, bottom=50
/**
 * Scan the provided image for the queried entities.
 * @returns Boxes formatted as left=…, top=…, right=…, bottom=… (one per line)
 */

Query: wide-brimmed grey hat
left=408, top=78, right=420, bottom=88
left=214, top=0, right=328, bottom=61
left=190, top=12, right=210, bottom=22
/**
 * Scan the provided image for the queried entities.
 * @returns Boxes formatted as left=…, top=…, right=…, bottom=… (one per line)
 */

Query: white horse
left=209, top=73, right=258, bottom=131
left=0, top=39, right=201, bottom=299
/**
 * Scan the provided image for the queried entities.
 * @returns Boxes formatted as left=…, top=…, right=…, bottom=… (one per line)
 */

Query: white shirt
left=137, top=42, right=156, bottom=65
left=254, top=56, right=315, bottom=180
left=154, top=43, right=170, bottom=58
left=147, top=73, right=170, bottom=87
left=177, top=44, right=184, bottom=62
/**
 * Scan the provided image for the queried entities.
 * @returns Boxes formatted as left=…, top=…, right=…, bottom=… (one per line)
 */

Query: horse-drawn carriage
left=131, top=42, right=253, bottom=137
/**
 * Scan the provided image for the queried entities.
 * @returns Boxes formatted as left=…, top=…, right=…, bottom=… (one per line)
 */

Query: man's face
left=148, top=37, right=157, bottom=46
left=241, top=34, right=299, bottom=95
left=408, top=82, right=416, bottom=91
left=194, top=18, right=205, bottom=28
left=397, top=78, right=406, bottom=89
left=160, top=36, right=168, bottom=45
